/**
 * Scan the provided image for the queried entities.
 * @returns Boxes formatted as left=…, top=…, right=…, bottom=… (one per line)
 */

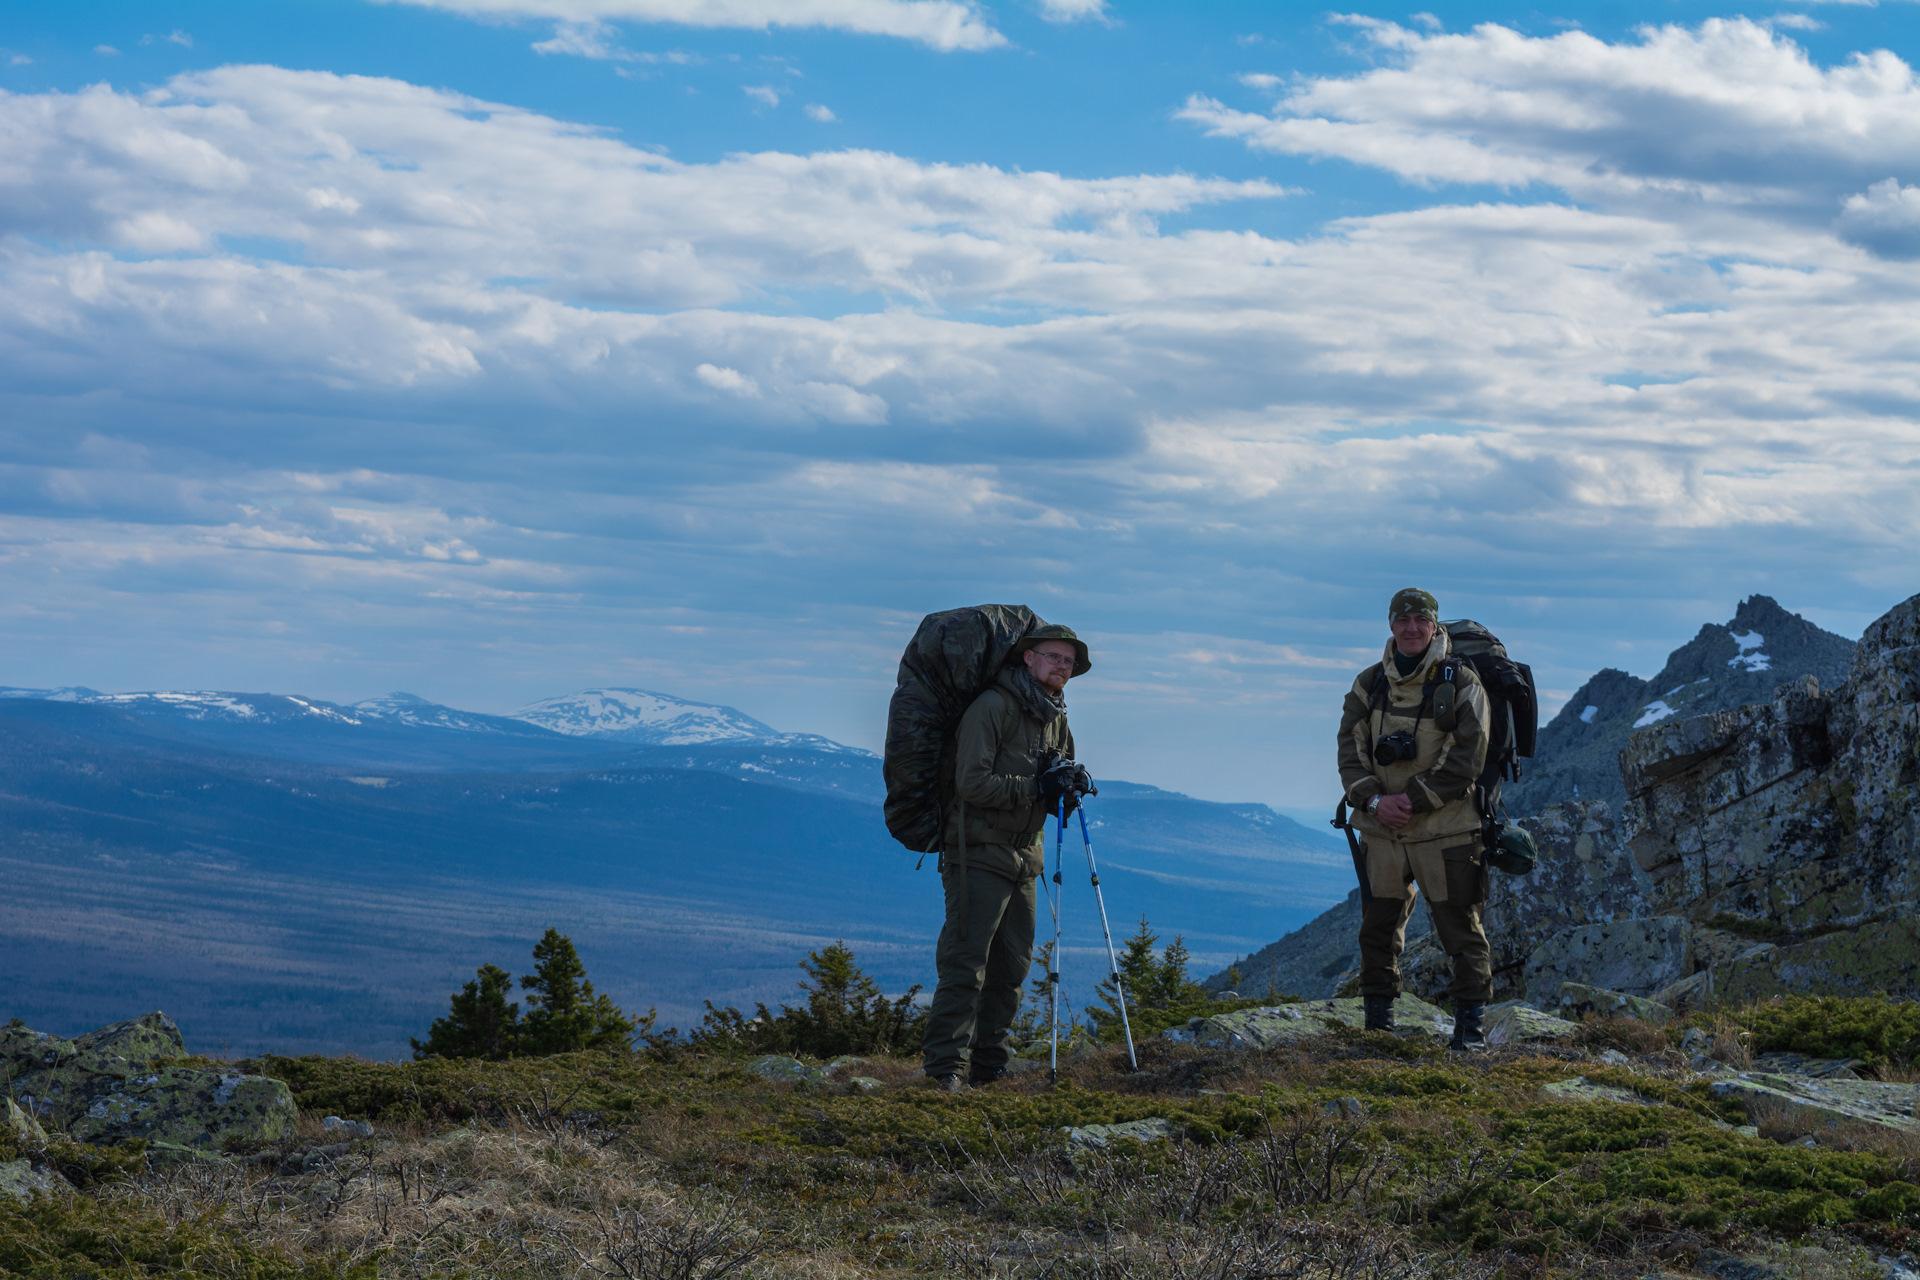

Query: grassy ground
left=4, top=1001, right=1920, bottom=1278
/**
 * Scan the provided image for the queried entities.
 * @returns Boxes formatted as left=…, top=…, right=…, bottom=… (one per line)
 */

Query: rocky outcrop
left=1507, top=595, right=1854, bottom=819
left=1, top=1013, right=297, bottom=1152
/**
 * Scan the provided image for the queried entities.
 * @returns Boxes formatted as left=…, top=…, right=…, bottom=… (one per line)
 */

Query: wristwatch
left=1366, top=795, right=1381, bottom=815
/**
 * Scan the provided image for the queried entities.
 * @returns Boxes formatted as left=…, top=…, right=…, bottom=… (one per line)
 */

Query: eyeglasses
left=1029, top=650, right=1077, bottom=666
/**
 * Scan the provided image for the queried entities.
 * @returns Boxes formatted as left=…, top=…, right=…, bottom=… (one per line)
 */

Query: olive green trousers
left=921, top=865, right=1036, bottom=1080
left=1357, top=893, right=1493, bottom=1006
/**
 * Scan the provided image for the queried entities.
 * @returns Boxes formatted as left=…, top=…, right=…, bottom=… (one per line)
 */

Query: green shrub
left=1736, top=996, right=1920, bottom=1069
left=687, top=942, right=925, bottom=1059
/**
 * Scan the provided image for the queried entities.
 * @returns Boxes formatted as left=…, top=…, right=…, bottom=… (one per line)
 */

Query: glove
left=1037, top=758, right=1097, bottom=813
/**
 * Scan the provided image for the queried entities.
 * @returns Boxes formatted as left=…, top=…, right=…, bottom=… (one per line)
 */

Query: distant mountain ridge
left=0, top=679, right=1346, bottom=1057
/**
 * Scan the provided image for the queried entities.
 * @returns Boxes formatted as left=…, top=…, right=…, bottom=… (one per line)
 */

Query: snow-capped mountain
left=1506, top=595, right=1855, bottom=817
left=509, top=688, right=779, bottom=745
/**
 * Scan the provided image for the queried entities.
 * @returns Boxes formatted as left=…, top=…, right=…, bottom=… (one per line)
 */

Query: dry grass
left=109, top=1118, right=764, bottom=1279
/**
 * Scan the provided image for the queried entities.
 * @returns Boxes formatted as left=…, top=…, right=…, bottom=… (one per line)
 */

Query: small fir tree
left=520, top=928, right=638, bottom=1055
left=411, top=963, right=520, bottom=1061
left=1088, top=916, right=1208, bottom=1034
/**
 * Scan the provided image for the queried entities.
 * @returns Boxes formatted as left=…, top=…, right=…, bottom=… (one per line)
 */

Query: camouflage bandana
left=1007, top=664, right=1066, bottom=724
left=1389, top=587, right=1440, bottom=621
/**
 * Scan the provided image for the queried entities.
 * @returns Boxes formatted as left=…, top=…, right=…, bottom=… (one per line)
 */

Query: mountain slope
left=1505, top=595, right=1854, bottom=817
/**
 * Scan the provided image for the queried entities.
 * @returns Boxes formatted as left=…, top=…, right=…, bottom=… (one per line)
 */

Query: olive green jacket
left=1336, top=629, right=1489, bottom=846
left=941, top=667, right=1074, bottom=883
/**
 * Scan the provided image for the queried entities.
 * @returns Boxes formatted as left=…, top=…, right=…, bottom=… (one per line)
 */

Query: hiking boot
left=1362, top=995, right=1396, bottom=1033
left=1449, top=1003, right=1487, bottom=1052
left=929, top=1073, right=970, bottom=1093
left=968, top=1067, right=1008, bottom=1087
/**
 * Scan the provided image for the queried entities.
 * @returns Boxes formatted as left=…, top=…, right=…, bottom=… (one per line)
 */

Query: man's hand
left=1038, top=758, right=1095, bottom=813
left=1374, top=793, right=1414, bottom=829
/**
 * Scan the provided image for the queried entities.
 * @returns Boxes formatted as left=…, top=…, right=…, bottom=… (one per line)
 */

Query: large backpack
left=1438, top=618, right=1538, bottom=803
left=883, top=604, right=1044, bottom=854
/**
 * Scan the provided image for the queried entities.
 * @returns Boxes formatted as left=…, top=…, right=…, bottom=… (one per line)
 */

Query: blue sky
left=0, top=0, right=1915, bottom=810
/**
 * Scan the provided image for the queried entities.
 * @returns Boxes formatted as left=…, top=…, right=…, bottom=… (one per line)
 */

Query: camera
left=1372, top=731, right=1418, bottom=766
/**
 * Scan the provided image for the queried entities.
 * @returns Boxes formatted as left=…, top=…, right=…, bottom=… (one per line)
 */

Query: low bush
left=1736, top=996, right=1920, bottom=1070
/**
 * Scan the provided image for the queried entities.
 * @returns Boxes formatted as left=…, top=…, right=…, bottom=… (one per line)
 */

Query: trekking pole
left=1076, top=802, right=1137, bottom=1069
left=1048, top=797, right=1067, bottom=1085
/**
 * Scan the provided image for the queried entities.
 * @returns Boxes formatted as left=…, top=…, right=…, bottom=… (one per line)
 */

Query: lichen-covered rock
left=1709, top=1072, right=1920, bottom=1136
left=0, top=1158, right=69, bottom=1202
left=1556, top=983, right=1674, bottom=1025
left=745, top=1055, right=821, bottom=1084
left=1065, top=1117, right=1177, bottom=1160
left=7, top=1012, right=296, bottom=1152
left=1524, top=917, right=1691, bottom=1002
left=1484, top=1002, right=1579, bottom=1045
left=1189, top=996, right=1452, bottom=1049
left=1708, top=919, right=1920, bottom=1003
left=1539, top=1077, right=1667, bottom=1108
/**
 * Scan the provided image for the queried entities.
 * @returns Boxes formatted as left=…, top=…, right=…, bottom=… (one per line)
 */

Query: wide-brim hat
left=1011, top=623, right=1092, bottom=677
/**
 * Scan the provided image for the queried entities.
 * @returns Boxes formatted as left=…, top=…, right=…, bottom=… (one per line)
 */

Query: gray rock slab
left=1709, top=1072, right=1920, bottom=1135
left=1484, top=1002, right=1580, bottom=1045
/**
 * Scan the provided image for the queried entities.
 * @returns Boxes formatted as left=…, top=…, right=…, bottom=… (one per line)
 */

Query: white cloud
left=1769, top=14, right=1825, bottom=31
left=95, top=45, right=121, bottom=56
left=167, top=30, right=194, bottom=47
left=805, top=103, right=837, bottom=121
left=1035, top=0, right=1106, bottom=22
left=532, top=19, right=631, bottom=57
left=1181, top=17, right=1920, bottom=227
left=743, top=83, right=780, bottom=106
left=381, top=0, right=1006, bottom=51
left=1836, top=178, right=1920, bottom=258
left=695, top=362, right=758, bottom=394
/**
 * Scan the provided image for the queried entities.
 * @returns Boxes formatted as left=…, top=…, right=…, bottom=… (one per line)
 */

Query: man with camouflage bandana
left=1337, top=588, right=1494, bottom=1051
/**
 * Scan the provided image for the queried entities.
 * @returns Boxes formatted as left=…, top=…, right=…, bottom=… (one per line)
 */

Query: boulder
left=3, top=1012, right=296, bottom=1152
left=1523, top=917, right=1691, bottom=1003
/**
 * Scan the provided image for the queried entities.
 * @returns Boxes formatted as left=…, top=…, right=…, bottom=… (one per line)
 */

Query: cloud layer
left=0, top=16, right=1915, bottom=803
left=386, top=0, right=1006, bottom=51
